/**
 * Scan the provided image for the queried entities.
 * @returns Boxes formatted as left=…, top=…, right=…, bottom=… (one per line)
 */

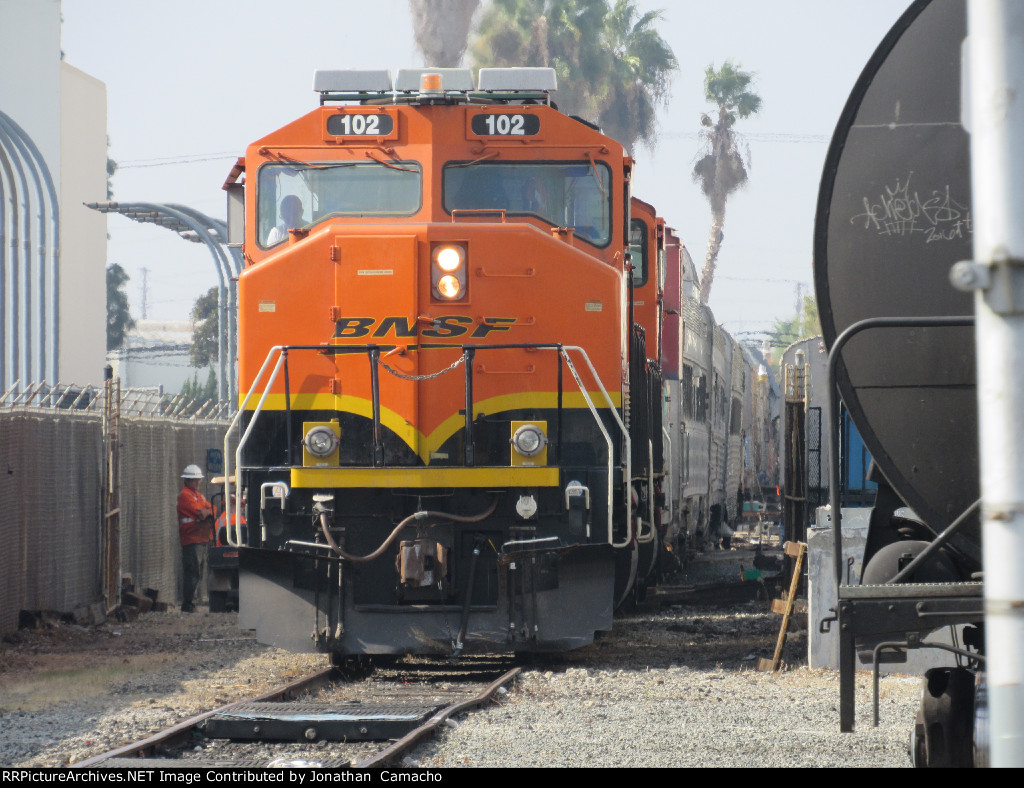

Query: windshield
left=258, top=161, right=422, bottom=248
left=443, top=161, right=613, bottom=246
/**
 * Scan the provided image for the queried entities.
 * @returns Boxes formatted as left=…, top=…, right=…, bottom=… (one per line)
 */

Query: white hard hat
left=181, top=464, right=204, bottom=479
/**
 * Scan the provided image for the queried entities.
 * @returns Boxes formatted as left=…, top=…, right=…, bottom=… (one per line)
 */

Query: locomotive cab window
left=258, top=160, right=422, bottom=248
left=628, top=218, right=648, bottom=286
left=443, top=161, right=613, bottom=247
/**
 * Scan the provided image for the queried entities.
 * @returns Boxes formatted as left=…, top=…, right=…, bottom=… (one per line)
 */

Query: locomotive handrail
left=560, top=345, right=632, bottom=548
left=223, top=345, right=287, bottom=547
left=662, top=427, right=674, bottom=527
left=450, top=207, right=507, bottom=223
left=636, top=440, right=656, bottom=545
left=227, top=342, right=632, bottom=549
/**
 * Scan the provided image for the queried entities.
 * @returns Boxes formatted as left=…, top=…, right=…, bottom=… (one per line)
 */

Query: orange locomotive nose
left=227, top=66, right=773, bottom=661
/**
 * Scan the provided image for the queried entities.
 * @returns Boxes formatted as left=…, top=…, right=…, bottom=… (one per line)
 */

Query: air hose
left=319, top=496, right=499, bottom=562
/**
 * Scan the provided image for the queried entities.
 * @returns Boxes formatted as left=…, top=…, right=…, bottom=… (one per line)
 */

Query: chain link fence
left=0, top=410, right=103, bottom=633
left=0, top=384, right=234, bottom=635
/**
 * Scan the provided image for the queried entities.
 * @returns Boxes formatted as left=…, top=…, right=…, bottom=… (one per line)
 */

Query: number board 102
left=326, top=113, right=395, bottom=137
left=471, top=113, right=541, bottom=137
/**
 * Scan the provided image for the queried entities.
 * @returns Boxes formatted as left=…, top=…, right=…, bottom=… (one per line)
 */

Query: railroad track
left=73, top=657, right=520, bottom=769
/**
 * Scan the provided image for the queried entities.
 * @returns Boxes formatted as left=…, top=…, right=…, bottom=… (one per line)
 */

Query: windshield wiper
left=447, top=151, right=500, bottom=169
left=363, top=151, right=419, bottom=172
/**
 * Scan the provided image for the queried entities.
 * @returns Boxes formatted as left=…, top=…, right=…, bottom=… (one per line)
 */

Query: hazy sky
left=61, top=0, right=911, bottom=339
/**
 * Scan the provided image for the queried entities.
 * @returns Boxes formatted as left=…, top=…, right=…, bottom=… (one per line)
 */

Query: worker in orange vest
left=177, top=464, right=214, bottom=612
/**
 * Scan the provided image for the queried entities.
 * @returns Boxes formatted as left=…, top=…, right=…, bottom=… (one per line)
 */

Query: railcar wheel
left=911, top=666, right=975, bottom=768
left=862, top=540, right=961, bottom=585
left=329, top=653, right=377, bottom=678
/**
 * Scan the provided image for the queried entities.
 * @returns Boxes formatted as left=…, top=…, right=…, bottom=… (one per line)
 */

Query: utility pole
left=952, top=0, right=1024, bottom=765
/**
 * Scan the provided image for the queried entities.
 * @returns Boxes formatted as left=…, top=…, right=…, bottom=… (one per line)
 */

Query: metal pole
left=89, top=202, right=231, bottom=404
left=962, top=1, right=1024, bottom=765
left=94, top=202, right=234, bottom=404
left=168, top=204, right=238, bottom=404
left=0, top=120, right=46, bottom=386
left=0, top=127, right=34, bottom=386
left=129, top=203, right=228, bottom=403
left=0, top=112, right=59, bottom=387
left=0, top=143, right=7, bottom=388
left=0, top=139, right=23, bottom=389
left=0, top=125, right=36, bottom=385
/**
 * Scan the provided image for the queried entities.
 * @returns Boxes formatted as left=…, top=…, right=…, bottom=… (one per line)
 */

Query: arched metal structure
left=86, top=201, right=239, bottom=405
left=0, top=109, right=60, bottom=391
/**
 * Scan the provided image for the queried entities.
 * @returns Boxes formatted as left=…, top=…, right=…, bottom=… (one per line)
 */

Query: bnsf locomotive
left=222, top=67, right=772, bottom=659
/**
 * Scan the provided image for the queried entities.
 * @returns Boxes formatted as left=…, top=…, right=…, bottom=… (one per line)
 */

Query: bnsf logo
left=334, top=316, right=516, bottom=339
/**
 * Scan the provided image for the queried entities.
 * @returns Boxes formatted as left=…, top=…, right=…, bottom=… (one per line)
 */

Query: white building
left=106, top=320, right=198, bottom=394
left=0, top=0, right=107, bottom=389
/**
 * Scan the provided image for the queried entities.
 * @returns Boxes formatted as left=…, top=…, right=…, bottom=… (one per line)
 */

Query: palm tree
left=598, top=0, right=677, bottom=153
left=469, top=0, right=602, bottom=112
left=692, top=60, right=762, bottom=305
left=469, top=0, right=676, bottom=154
left=409, top=0, right=482, bottom=66
left=769, top=294, right=821, bottom=350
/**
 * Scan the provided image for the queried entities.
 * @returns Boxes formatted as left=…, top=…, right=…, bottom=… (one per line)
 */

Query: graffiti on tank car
left=849, top=172, right=972, bottom=243
left=334, top=316, right=517, bottom=339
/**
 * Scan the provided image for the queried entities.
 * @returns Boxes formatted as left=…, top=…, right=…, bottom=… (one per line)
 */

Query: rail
left=72, top=667, right=336, bottom=767
left=224, top=342, right=631, bottom=549
left=356, top=666, right=522, bottom=767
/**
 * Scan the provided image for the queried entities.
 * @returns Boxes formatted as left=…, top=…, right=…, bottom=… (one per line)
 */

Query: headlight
left=511, top=423, right=546, bottom=457
left=432, top=243, right=467, bottom=300
left=437, top=274, right=462, bottom=299
left=304, top=425, right=340, bottom=457
left=435, top=246, right=464, bottom=272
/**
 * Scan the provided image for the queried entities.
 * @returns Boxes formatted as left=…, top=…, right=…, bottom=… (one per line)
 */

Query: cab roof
left=312, top=67, right=558, bottom=106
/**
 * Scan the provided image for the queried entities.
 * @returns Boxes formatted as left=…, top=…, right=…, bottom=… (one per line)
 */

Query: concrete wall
left=0, top=0, right=61, bottom=170
left=0, top=0, right=107, bottom=388
left=59, top=62, right=108, bottom=385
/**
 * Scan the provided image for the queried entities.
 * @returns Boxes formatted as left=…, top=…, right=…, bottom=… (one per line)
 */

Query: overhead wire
left=663, top=131, right=829, bottom=144
left=116, top=151, right=239, bottom=169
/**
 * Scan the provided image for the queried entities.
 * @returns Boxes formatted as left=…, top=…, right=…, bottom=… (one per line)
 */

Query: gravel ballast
left=406, top=605, right=920, bottom=768
left=1, top=548, right=923, bottom=768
